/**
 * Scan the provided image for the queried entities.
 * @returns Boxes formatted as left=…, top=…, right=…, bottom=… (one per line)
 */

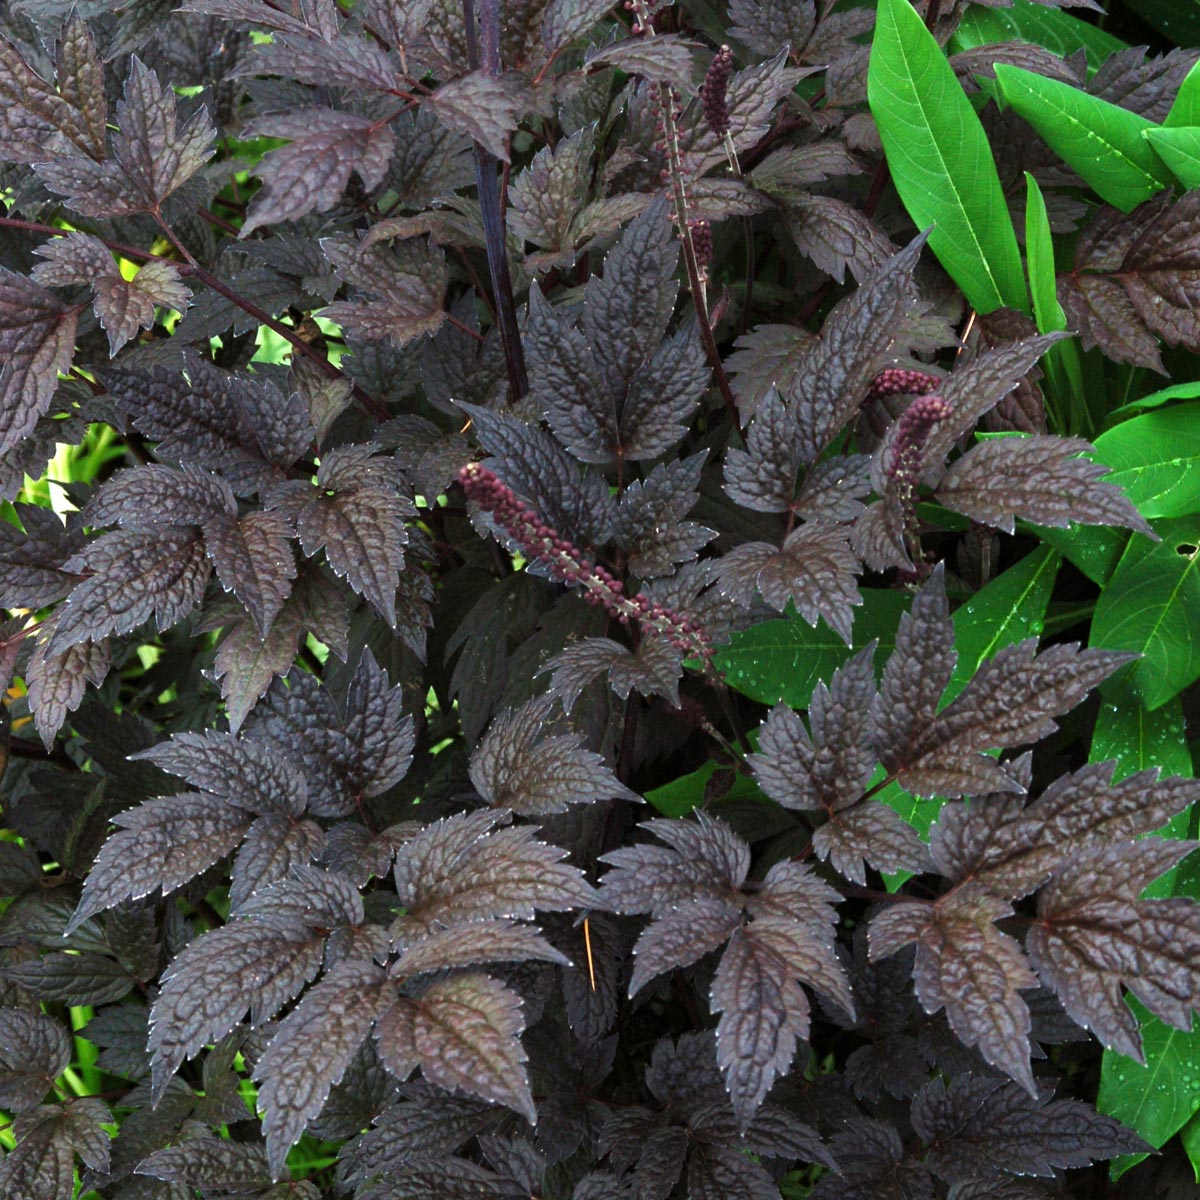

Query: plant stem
left=462, top=0, right=528, bottom=402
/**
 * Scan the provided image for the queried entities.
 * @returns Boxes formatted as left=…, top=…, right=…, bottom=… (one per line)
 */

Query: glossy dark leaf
left=930, top=760, right=1200, bottom=900
left=391, top=920, right=567, bottom=978
left=256, top=959, right=394, bottom=1178
left=241, top=109, right=395, bottom=235
left=0, top=269, right=77, bottom=457
left=148, top=912, right=326, bottom=1099
left=134, top=729, right=307, bottom=817
left=0, top=1009, right=71, bottom=1112
left=380, top=973, right=535, bottom=1123
left=427, top=73, right=520, bottom=161
left=136, top=1135, right=271, bottom=1191
left=870, top=887, right=1039, bottom=1094
left=750, top=644, right=877, bottom=815
left=321, top=235, right=447, bottom=347
left=871, top=565, right=957, bottom=778
left=936, top=435, right=1153, bottom=535
left=1, top=952, right=135, bottom=1006
left=920, top=336, right=1068, bottom=477
left=394, top=810, right=598, bottom=928
left=791, top=235, right=925, bottom=463
left=84, top=464, right=235, bottom=531
left=811, top=1119, right=933, bottom=1200
left=469, top=696, right=637, bottom=815
left=35, top=56, right=215, bottom=217
left=1026, top=839, right=1200, bottom=1061
left=911, top=1076, right=1148, bottom=1183
left=715, top=522, right=862, bottom=641
left=104, top=352, right=313, bottom=490
left=26, top=634, right=110, bottom=749
left=68, top=793, right=253, bottom=932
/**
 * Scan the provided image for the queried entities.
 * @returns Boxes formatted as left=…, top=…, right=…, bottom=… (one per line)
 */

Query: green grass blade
left=869, top=0, right=1028, bottom=314
left=1024, top=172, right=1087, bottom=431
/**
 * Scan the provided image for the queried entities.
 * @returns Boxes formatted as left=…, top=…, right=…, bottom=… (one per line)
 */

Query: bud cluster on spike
left=867, top=367, right=942, bottom=401
left=689, top=219, right=713, bottom=273
left=459, top=462, right=712, bottom=662
left=702, top=46, right=734, bottom=138
left=888, top=394, right=954, bottom=495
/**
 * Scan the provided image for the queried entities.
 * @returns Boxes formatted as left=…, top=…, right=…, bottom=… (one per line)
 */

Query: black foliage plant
left=1, top=0, right=1199, bottom=1197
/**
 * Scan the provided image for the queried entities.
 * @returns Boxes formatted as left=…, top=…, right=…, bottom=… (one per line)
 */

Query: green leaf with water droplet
left=1165, top=59, right=1200, bottom=128
left=1091, top=687, right=1193, bottom=899
left=714, top=588, right=912, bottom=709
left=1093, top=402, right=1200, bottom=521
left=1091, top=516, right=1200, bottom=710
left=947, top=544, right=1060, bottom=703
left=1099, top=996, right=1200, bottom=1181
left=1144, top=126, right=1200, bottom=191
left=993, top=64, right=1173, bottom=212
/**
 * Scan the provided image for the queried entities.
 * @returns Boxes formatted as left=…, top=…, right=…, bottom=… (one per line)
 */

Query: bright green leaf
left=1092, top=403, right=1200, bottom=520
left=644, top=759, right=763, bottom=819
left=1108, top=379, right=1200, bottom=420
left=1165, top=59, right=1200, bottom=128
left=869, top=0, right=1027, bottom=314
left=1090, top=517, right=1200, bottom=710
left=1181, top=1110, right=1200, bottom=1183
left=1091, top=687, right=1192, bottom=898
left=947, top=544, right=1061, bottom=702
left=1030, top=521, right=1130, bottom=586
left=1099, top=997, right=1200, bottom=1181
left=714, top=589, right=912, bottom=709
left=1024, top=172, right=1086, bottom=429
left=993, top=64, right=1173, bottom=212
left=1144, top=125, right=1200, bottom=190
left=952, top=0, right=1125, bottom=74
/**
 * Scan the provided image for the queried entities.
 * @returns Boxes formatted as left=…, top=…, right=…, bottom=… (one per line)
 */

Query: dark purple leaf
left=1027, top=839, right=1200, bottom=1061
left=48, top=528, right=211, bottom=656
left=912, top=1076, right=1148, bottom=1183
left=936, top=435, right=1152, bottom=535
left=241, top=109, right=395, bottom=235
left=68, top=794, right=253, bottom=933
left=469, top=696, right=637, bottom=815
left=256, top=959, right=394, bottom=1178
left=378, top=973, right=535, bottom=1124
left=870, top=886, right=1039, bottom=1094
left=0, top=269, right=77, bottom=456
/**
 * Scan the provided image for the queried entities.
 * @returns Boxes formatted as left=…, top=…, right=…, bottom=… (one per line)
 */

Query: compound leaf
left=256, top=959, right=394, bottom=1179
left=68, top=793, right=253, bottom=932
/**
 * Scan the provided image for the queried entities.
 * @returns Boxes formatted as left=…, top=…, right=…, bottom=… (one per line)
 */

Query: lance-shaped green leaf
left=1144, top=125, right=1200, bottom=190
left=1165, top=58, right=1200, bottom=127
left=951, top=0, right=1125, bottom=75
left=868, top=0, right=1026, bottom=314
left=1024, top=173, right=1085, bottom=424
left=993, top=64, right=1172, bottom=212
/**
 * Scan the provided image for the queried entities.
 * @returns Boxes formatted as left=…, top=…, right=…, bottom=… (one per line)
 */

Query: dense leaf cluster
left=2, top=0, right=1200, bottom=1197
